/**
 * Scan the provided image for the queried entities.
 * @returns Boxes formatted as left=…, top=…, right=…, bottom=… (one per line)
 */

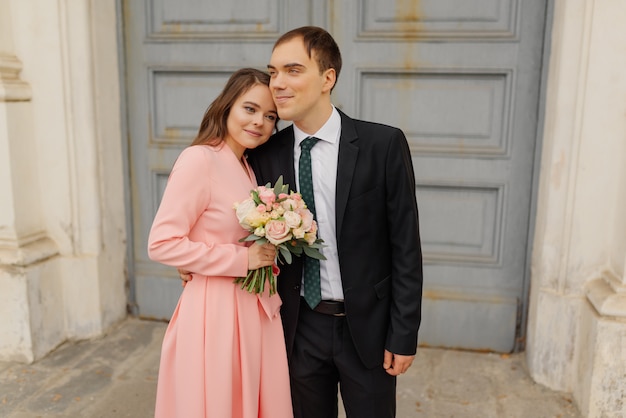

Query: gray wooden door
left=123, top=0, right=547, bottom=352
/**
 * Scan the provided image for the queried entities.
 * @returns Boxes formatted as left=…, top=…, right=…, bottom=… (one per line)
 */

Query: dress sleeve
left=147, top=146, right=249, bottom=278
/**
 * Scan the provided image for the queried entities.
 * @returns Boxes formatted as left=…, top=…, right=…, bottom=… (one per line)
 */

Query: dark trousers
left=290, top=300, right=396, bottom=418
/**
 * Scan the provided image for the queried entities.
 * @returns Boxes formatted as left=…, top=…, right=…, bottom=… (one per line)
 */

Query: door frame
left=116, top=0, right=139, bottom=315
left=516, top=0, right=554, bottom=351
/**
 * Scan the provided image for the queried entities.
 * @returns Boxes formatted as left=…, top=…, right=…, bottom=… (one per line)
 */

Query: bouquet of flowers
left=233, top=176, right=326, bottom=295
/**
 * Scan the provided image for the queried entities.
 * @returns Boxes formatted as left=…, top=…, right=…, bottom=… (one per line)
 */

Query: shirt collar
left=294, top=106, right=341, bottom=147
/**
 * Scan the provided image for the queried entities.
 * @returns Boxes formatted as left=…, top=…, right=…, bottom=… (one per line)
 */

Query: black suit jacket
left=247, top=109, right=423, bottom=369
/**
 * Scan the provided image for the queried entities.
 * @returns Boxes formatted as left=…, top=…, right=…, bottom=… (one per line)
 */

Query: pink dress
left=148, top=144, right=293, bottom=418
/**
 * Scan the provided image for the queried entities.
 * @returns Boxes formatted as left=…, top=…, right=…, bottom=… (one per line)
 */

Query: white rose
left=235, top=198, right=257, bottom=229
left=281, top=198, right=298, bottom=211
left=283, top=211, right=302, bottom=229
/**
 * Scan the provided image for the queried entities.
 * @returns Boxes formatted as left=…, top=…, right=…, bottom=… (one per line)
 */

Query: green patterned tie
left=299, top=137, right=322, bottom=309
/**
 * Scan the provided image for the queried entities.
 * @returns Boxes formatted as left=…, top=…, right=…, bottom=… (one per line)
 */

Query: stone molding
left=0, top=54, right=31, bottom=102
left=0, top=235, right=59, bottom=268
left=585, top=271, right=626, bottom=319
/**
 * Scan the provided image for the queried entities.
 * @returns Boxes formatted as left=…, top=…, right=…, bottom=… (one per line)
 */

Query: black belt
left=310, top=299, right=346, bottom=316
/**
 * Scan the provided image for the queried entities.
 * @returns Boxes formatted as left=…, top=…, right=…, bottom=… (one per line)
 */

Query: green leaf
left=274, top=175, right=284, bottom=195
left=303, top=245, right=327, bottom=260
left=274, top=175, right=290, bottom=195
left=251, top=190, right=261, bottom=205
left=279, top=246, right=292, bottom=264
left=240, top=235, right=262, bottom=242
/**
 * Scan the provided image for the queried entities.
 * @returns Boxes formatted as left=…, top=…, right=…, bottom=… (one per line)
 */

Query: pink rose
left=291, top=193, right=305, bottom=210
left=304, top=220, right=318, bottom=245
left=265, top=219, right=292, bottom=245
left=258, top=189, right=276, bottom=206
left=298, top=208, right=314, bottom=231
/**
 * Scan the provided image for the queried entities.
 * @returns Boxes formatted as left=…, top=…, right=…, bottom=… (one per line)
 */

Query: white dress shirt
left=293, top=106, right=344, bottom=301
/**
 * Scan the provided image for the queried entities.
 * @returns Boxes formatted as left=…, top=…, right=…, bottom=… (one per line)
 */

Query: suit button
left=293, top=285, right=300, bottom=291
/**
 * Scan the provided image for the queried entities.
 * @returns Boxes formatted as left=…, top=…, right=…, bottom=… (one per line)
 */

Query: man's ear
left=321, top=68, right=336, bottom=93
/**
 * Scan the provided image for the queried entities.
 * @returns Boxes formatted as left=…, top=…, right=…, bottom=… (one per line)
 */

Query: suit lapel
left=274, top=126, right=297, bottom=190
left=335, top=111, right=359, bottom=244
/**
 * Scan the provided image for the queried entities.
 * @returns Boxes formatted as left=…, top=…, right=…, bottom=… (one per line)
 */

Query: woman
left=147, top=68, right=293, bottom=418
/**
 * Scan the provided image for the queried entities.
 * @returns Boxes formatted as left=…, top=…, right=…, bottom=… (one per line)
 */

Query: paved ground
left=0, top=317, right=582, bottom=417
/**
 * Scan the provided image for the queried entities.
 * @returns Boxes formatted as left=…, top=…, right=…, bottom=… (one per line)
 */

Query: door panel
left=123, top=0, right=547, bottom=351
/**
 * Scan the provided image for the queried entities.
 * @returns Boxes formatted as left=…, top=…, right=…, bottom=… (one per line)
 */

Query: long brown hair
left=191, top=68, right=273, bottom=146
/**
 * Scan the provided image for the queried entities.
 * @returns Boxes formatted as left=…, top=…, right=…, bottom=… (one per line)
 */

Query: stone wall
left=526, top=1, right=626, bottom=416
left=0, top=0, right=127, bottom=362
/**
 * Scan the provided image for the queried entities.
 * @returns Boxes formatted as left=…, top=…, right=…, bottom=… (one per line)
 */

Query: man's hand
left=382, top=350, right=415, bottom=376
left=178, top=268, right=192, bottom=287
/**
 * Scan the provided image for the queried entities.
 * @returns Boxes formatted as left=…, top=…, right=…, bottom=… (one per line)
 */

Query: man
left=181, top=26, right=422, bottom=417
left=247, top=26, right=423, bottom=418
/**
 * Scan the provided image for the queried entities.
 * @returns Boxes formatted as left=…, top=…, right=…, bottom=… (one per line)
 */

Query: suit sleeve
left=384, top=129, right=423, bottom=355
left=147, top=147, right=249, bottom=278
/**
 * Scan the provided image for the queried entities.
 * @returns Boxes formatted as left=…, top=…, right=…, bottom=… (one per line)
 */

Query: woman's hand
left=248, top=242, right=277, bottom=270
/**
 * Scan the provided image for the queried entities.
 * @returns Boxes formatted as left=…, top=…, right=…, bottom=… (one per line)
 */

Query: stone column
left=0, top=0, right=127, bottom=362
left=0, top=0, right=63, bottom=362
left=527, top=1, right=626, bottom=416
